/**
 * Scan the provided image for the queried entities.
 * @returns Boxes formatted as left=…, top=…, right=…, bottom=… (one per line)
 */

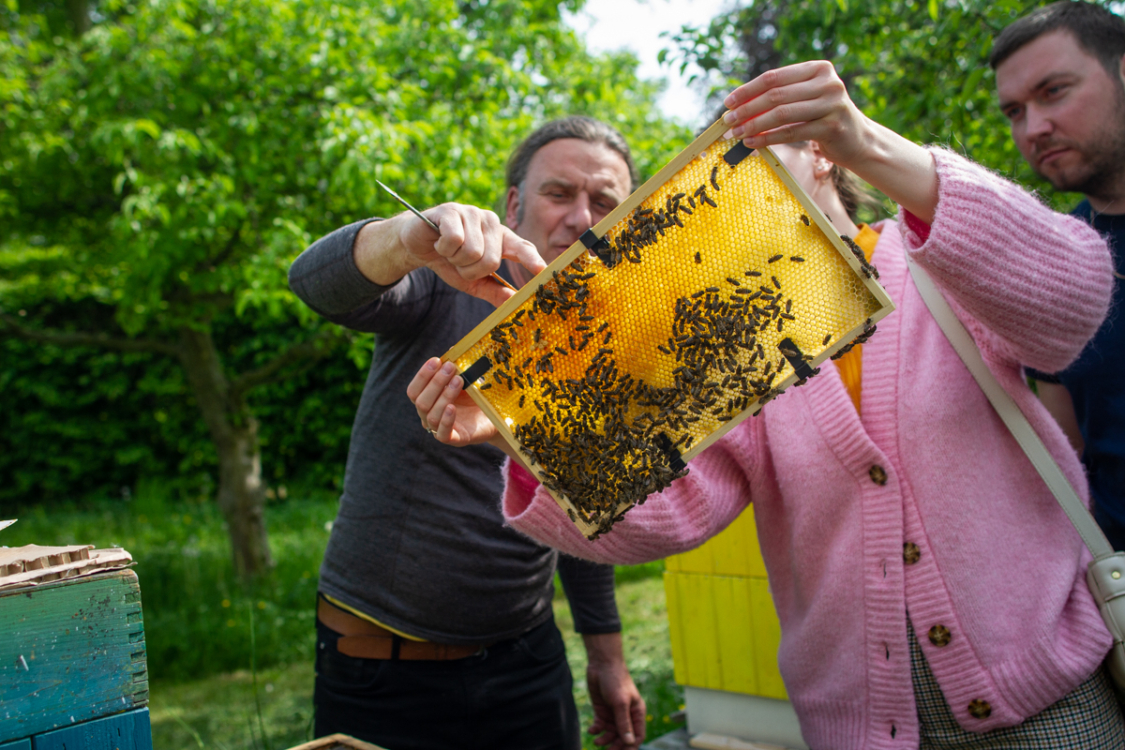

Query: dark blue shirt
left=1048, top=201, right=1125, bottom=548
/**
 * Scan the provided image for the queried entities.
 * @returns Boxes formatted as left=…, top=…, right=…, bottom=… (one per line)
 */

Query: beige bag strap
left=905, top=253, right=1115, bottom=561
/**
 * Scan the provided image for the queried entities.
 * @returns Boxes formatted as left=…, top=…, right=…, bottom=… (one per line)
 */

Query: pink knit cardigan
left=502, top=150, right=1115, bottom=749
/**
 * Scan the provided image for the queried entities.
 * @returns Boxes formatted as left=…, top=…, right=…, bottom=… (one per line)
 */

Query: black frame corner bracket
left=724, top=141, right=753, bottom=166
left=459, top=356, right=493, bottom=388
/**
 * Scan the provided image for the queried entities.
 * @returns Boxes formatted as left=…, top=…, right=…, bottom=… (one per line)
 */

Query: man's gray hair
left=505, top=116, right=638, bottom=222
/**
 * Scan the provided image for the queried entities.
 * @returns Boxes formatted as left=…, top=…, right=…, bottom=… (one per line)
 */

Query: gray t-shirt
left=289, top=219, right=620, bottom=645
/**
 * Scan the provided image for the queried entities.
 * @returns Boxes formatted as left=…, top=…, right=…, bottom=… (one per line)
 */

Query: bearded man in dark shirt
left=992, top=2, right=1125, bottom=548
left=289, top=117, right=646, bottom=750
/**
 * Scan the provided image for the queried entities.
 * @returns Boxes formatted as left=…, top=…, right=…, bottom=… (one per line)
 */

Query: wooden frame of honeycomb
left=443, top=119, right=895, bottom=539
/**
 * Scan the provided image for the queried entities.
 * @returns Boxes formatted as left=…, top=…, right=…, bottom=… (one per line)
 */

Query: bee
left=772, top=276, right=781, bottom=289
left=726, top=277, right=741, bottom=286
left=603, top=331, right=612, bottom=344
left=800, top=214, right=810, bottom=226
left=480, top=383, right=492, bottom=391
left=768, top=254, right=783, bottom=263
left=518, top=395, right=526, bottom=408
left=710, top=166, right=721, bottom=191
left=745, top=270, right=762, bottom=277
left=695, top=252, right=702, bottom=263
left=790, top=256, right=805, bottom=263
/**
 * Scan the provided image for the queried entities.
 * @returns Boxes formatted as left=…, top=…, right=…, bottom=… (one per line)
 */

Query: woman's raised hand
left=722, top=61, right=872, bottom=172
left=723, top=60, right=939, bottom=224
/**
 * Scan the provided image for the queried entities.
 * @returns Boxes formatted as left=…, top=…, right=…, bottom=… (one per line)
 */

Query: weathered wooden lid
left=0, top=544, right=133, bottom=590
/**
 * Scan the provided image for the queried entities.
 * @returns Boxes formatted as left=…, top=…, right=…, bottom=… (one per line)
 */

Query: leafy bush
left=0, top=308, right=366, bottom=506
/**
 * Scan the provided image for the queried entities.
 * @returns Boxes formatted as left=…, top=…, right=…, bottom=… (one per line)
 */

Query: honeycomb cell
left=446, top=132, right=893, bottom=539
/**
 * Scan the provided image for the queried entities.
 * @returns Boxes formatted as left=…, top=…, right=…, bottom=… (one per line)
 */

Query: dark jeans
left=313, top=616, right=580, bottom=750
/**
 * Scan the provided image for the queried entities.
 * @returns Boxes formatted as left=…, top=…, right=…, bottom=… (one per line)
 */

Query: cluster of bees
left=480, top=255, right=689, bottom=539
left=595, top=167, right=723, bottom=269
left=841, top=233, right=881, bottom=280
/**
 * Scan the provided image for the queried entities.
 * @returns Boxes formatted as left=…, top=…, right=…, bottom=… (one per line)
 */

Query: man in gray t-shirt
left=289, top=117, right=646, bottom=750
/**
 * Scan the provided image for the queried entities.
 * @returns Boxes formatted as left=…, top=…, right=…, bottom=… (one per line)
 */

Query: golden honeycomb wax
left=444, top=122, right=894, bottom=539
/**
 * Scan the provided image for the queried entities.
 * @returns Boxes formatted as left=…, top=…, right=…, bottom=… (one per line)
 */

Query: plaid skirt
left=908, top=618, right=1125, bottom=749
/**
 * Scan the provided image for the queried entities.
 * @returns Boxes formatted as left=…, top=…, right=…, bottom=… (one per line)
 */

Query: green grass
left=5, top=496, right=683, bottom=748
left=149, top=663, right=316, bottom=750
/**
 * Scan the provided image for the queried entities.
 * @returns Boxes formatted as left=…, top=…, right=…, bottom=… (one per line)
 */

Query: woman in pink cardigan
left=408, top=62, right=1119, bottom=748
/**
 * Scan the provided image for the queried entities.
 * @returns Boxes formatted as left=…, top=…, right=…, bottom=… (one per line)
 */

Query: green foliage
left=2, top=0, right=687, bottom=331
left=666, top=0, right=1117, bottom=209
left=0, top=323, right=209, bottom=504
left=0, top=309, right=364, bottom=506
left=0, top=0, right=689, bottom=506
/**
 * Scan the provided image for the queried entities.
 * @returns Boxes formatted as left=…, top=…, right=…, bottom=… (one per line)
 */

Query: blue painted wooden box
left=31, top=709, right=152, bottom=750
left=0, top=570, right=148, bottom=744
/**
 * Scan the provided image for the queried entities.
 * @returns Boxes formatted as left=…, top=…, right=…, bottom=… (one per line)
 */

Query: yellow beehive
left=443, top=120, right=893, bottom=539
left=665, top=511, right=787, bottom=699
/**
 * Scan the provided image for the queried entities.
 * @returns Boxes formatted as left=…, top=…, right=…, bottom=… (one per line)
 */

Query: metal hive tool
left=443, top=120, right=895, bottom=540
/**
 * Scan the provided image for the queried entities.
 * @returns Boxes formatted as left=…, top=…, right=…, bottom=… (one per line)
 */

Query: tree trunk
left=177, top=326, right=273, bottom=582
left=65, top=0, right=90, bottom=36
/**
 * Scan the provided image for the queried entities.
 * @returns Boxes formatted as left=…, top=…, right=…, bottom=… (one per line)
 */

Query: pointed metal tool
left=376, top=179, right=517, bottom=292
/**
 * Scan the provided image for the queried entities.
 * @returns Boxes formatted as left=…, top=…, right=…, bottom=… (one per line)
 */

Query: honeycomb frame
left=442, top=119, right=895, bottom=539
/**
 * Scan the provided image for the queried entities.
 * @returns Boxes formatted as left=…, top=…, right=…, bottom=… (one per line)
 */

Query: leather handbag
left=906, top=252, right=1125, bottom=700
